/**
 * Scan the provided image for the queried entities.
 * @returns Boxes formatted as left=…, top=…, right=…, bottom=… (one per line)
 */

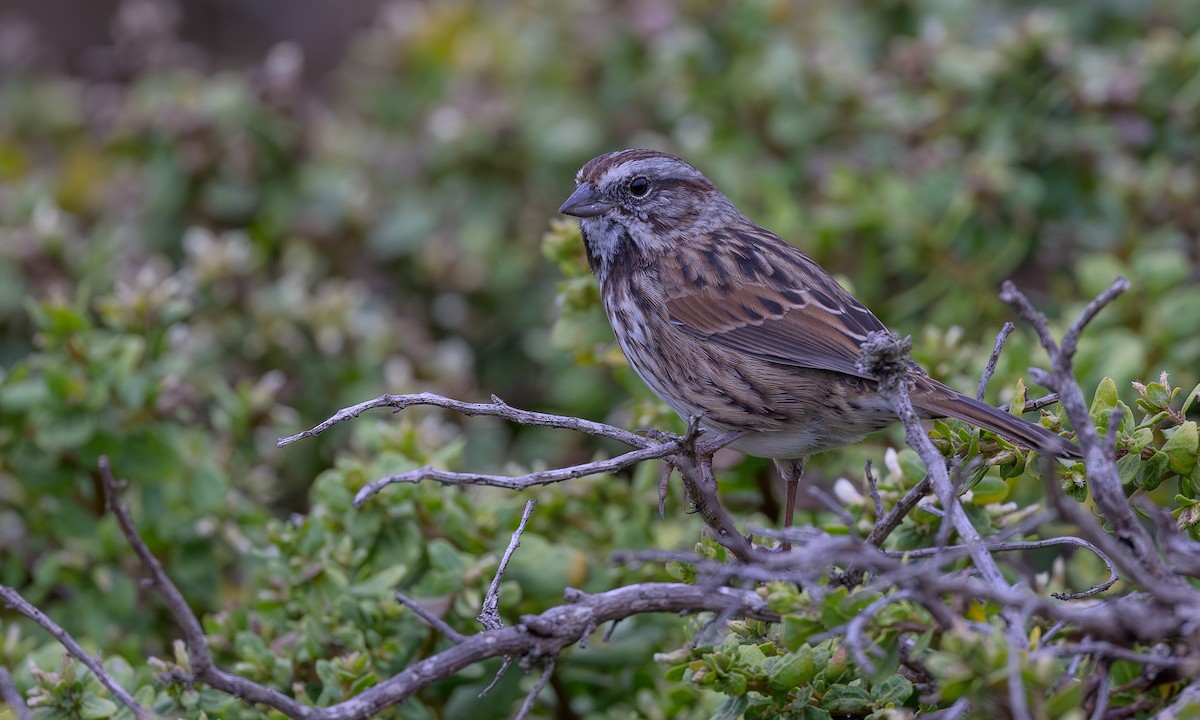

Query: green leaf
left=1136, top=411, right=1173, bottom=431
left=782, top=616, right=822, bottom=652
left=1163, top=422, right=1198, bottom=476
left=1145, top=382, right=1172, bottom=410
left=34, top=413, right=97, bottom=453
left=1141, top=450, right=1172, bottom=491
left=766, top=645, right=815, bottom=691
left=664, top=560, right=690, bottom=581
left=896, top=450, right=926, bottom=485
left=188, top=462, right=229, bottom=514
left=35, top=301, right=92, bottom=336
left=1045, top=680, right=1085, bottom=718
left=427, top=538, right=466, bottom=573
left=350, top=563, right=409, bottom=598
left=998, top=458, right=1024, bottom=480
left=821, top=683, right=872, bottom=713
left=1116, top=453, right=1141, bottom=489
left=315, top=658, right=338, bottom=688
left=348, top=671, right=377, bottom=695
left=871, top=674, right=914, bottom=705
left=0, top=377, right=49, bottom=411
left=1182, top=383, right=1200, bottom=416
left=736, top=643, right=767, bottom=673
left=298, top=522, right=328, bottom=556
left=969, top=476, right=1009, bottom=505
left=710, top=696, right=750, bottom=720
left=1089, top=377, right=1119, bottom=428
left=1109, top=660, right=1140, bottom=686
left=1010, top=379, right=1026, bottom=416
left=1127, top=427, right=1154, bottom=454
left=235, top=631, right=269, bottom=663
left=80, top=694, right=118, bottom=719
left=718, top=670, right=748, bottom=696
left=1184, top=464, right=1200, bottom=499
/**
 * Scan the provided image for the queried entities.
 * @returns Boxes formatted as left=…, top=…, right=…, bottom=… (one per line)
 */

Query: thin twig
left=1035, top=642, right=1197, bottom=670
left=1059, top=277, right=1131, bottom=362
left=1065, top=640, right=1089, bottom=679
left=1041, top=621, right=1068, bottom=646
left=865, top=460, right=883, bottom=519
left=1141, top=502, right=1200, bottom=579
left=883, top=536, right=1118, bottom=600
left=278, top=393, right=649, bottom=449
left=99, top=458, right=314, bottom=719
left=1089, top=663, right=1110, bottom=720
left=0, top=585, right=153, bottom=720
left=0, top=666, right=34, bottom=720
left=479, top=657, right=515, bottom=698
left=1005, top=278, right=1192, bottom=602
left=938, top=697, right=971, bottom=720
left=867, top=475, right=932, bottom=547
left=512, top=658, right=554, bottom=720
left=1003, top=391, right=1060, bottom=412
left=479, top=500, right=537, bottom=631
left=1007, top=631, right=1033, bottom=720
left=620, top=542, right=1180, bottom=647
left=394, top=593, right=466, bottom=643
left=320, top=583, right=778, bottom=718
left=834, top=471, right=932, bottom=588
left=355, top=443, right=682, bottom=505
left=292, top=394, right=758, bottom=564
left=1105, top=406, right=1123, bottom=458
left=807, top=485, right=860, bottom=539
left=857, top=330, right=1028, bottom=650
left=696, top=428, right=748, bottom=455
left=999, top=392, right=1061, bottom=414
left=669, top=452, right=758, bottom=563
left=1153, top=684, right=1200, bottom=719
left=998, top=282, right=1060, bottom=356
left=978, top=322, right=1016, bottom=401
left=844, top=590, right=917, bottom=674
left=1035, top=454, right=1170, bottom=600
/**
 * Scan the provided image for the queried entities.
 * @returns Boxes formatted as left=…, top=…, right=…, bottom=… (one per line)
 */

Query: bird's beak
left=558, top=183, right=614, bottom=218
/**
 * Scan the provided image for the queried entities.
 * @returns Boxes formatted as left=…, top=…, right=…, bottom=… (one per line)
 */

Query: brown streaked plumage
left=559, top=149, right=1081, bottom=535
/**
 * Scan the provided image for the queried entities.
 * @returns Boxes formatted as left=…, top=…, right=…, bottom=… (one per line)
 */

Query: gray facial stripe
left=599, top=157, right=702, bottom=190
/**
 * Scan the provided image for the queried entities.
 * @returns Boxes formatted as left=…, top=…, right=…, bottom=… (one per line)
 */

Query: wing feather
left=662, top=231, right=888, bottom=379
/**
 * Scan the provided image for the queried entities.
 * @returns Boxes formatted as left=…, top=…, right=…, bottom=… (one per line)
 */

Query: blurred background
left=2, top=0, right=1199, bottom=717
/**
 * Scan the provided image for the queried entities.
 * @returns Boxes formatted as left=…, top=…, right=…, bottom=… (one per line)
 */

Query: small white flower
left=884, top=447, right=902, bottom=480
left=833, top=477, right=864, bottom=506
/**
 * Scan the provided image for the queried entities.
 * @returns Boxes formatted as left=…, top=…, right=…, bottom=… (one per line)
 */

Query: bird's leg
left=773, top=457, right=807, bottom=551
left=657, top=461, right=676, bottom=519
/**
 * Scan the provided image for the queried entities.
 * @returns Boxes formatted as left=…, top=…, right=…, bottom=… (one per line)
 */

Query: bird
left=557, top=148, right=1081, bottom=534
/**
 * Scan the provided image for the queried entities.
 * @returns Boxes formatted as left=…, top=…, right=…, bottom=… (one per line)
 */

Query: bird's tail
left=916, top=381, right=1082, bottom=459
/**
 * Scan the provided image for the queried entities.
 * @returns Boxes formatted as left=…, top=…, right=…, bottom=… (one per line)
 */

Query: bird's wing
left=660, top=231, right=888, bottom=380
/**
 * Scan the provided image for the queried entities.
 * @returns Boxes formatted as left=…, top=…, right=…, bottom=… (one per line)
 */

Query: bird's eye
left=629, top=176, right=651, bottom=197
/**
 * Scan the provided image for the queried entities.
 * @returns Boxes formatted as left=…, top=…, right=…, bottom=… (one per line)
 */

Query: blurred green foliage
left=2, top=0, right=1200, bottom=717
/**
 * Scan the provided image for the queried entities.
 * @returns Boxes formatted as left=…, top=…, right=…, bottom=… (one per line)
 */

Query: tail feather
left=916, top=383, right=1082, bottom=459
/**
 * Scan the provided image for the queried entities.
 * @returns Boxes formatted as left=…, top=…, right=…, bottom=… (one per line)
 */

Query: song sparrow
left=558, top=149, right=1081, bottom=531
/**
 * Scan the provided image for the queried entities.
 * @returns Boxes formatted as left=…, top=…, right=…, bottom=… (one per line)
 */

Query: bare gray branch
left=0, top=585, right=153, bottom=720
left=278, top=392, right=650, bottom=449
left=100, top=457, right=315, bottom=719
left=0, top=666, right=34, bottom=720
left=857, top=329, right=1028, bottom=649
left=394, top=593, right=466, bottom=644
left=479, top=499, right=537, bottom=631
left=978, top=321, right=1015, bottom=401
